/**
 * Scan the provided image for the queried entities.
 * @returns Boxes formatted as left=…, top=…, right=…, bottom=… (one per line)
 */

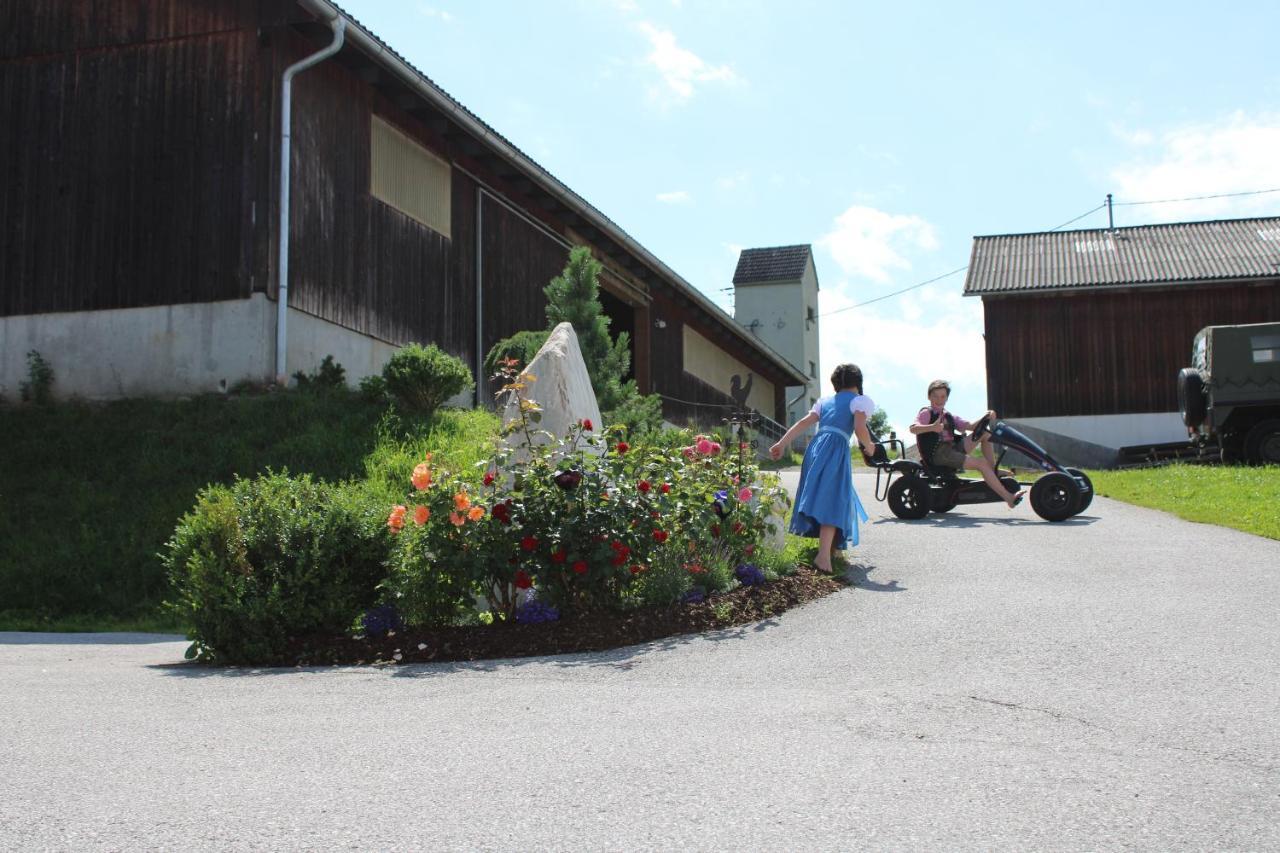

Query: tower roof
left=733, top=245, right=813, bottom=285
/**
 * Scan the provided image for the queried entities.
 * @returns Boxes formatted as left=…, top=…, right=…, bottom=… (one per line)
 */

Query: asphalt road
left=3, top=470, right=1278, bottom=851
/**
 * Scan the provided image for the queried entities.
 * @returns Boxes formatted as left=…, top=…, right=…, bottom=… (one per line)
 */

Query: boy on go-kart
left=909, top=379, right=1026, bottom=509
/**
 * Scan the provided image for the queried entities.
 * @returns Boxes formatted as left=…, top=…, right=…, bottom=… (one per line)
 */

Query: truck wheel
left=1244, top=420, right=1280, bottom=465
left=887, top=478, right=931, bottom=520
left=1178, top=367, right=1207, bottom=428
left=1065, top=468, right=1094, bottom=514
left=1030, top=472, right=1081, bottom=522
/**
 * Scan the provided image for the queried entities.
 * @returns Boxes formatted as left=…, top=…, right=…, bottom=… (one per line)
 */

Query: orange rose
left=387, top=505, right=407, bottom=531
left=413, top=505, right=430, bottom=526
left=449, top=511, right=467, bottom=527
left=453, top=491, right=471, bottom=511
left=467, top=506, right=484, bottom=522
left=411, top=463, right=432, bottom=491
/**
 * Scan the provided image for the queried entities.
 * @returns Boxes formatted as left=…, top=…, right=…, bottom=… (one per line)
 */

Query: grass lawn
left=1086, top=464, right=1280, bottom=541
left=0, top=390, right=500, bottom=631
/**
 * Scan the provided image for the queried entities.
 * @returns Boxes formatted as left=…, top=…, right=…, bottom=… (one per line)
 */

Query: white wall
left=0, top=294, right=275, bottom=400
left=0, top=295, right=462, bottom=403
left=1013, top=412, right=1188, bottom=449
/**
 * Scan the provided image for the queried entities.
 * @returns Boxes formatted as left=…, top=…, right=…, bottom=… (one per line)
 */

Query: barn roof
left=964, top=216, right=1280, bottom=296
left=292, top=0, right=809, bottom=386
left=733, top=245, right=815, bottom=286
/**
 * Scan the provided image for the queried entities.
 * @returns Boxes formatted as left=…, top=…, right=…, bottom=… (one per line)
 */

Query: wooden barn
left=0, top=0, right=805, bottom=428
left=965, top=216, right=1280, bottom=463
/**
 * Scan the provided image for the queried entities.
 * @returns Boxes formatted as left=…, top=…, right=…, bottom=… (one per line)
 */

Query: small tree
left=544, top=246, right=661, bottom=434
left=867, top=408, right=891, bottom=439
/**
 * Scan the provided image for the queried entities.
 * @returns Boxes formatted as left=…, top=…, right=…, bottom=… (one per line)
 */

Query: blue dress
left=788, top=390, right=869, bottom=549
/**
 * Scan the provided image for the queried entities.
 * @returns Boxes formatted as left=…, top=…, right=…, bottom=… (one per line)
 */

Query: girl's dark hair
left=830, top=363, right=863, bottom=393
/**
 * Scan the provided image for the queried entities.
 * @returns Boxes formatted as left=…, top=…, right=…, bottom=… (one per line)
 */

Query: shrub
left=293, top=354, right=347, bottom=390
left=164, top=472, right=390, bottom=663
left=358, top=374, right=388, bottom=403
left=603, top=382, right=664, bottom=437
left=484, top=330, right=550, bottom=380
left=19, top=350, right=54, bottom=404
left=381, top=343, right=474, bottom=415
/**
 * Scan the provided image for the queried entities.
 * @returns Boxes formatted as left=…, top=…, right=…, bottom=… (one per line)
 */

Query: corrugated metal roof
left=298, top=1, right=809, bottom=385
left=732, top=245, right=813, bottom=285
left=964, top=216, right=1280, bottom=296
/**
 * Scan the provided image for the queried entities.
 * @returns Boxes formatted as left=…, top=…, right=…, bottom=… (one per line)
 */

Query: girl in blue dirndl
left=769, top=363, right=875, bottom=574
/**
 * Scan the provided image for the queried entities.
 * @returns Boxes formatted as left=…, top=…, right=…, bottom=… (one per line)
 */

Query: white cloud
left=1110, top=111, right=1280, bottom=220
left=418, top=5, right=454, bottom=22
left=818, top=205, right=939, bottom=283
left=636, top=22, right=738, bottom=105
left=818, top=283, right=986, bottom=437
left=716, top=172, right=750, bottom=191
left=656, top=190, right=692, bottom=204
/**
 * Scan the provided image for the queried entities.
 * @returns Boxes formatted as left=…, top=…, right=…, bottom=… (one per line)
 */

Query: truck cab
left=1179, top=322, right=1280, bottom=464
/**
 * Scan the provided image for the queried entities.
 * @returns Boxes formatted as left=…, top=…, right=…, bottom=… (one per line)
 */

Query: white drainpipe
left=275, top=15, right=346, bottom=384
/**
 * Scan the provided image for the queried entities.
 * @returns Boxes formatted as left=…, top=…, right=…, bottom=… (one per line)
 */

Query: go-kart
left=862, top=414, right=1094, bottom=522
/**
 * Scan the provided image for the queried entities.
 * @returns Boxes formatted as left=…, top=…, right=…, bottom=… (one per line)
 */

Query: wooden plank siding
left=983, top=280, right=1280, bottom=418
left=1, top=0, right=268, bottom=317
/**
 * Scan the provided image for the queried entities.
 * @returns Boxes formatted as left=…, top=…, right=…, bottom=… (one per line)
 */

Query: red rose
left=652, top=529, right=668, bottom=543
left=514, top=570, right=532, bottom=590
left=733, top=521, right=744, bottom=534
left=483, top=470, right=496, bottom=486
left=580, top=418, right=593, bottom=431
left=630, top=564, right=644, bottom=575
left=572, top=560, right=588, bottom=575
left=660, top=483, right=671, bottom=494
left=638, top=480, right=651, bottom=493
left=611, top=553, right=626, bottom=566
left=520, top=535, right=539, bottom=551
left=551, top=549, right=567, bottom=564
left=615, top=441, right=629, bottom=454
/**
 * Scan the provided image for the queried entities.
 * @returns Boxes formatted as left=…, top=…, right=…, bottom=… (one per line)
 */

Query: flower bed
left=168, top=360, right=828, bottom=665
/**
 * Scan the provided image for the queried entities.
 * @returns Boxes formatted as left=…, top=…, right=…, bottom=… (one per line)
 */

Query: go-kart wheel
left=1065, top=468, right=1094, bottom=514
left=887, top=477, right=931, bottom=520
left=1029, top=472, right=1081, bottom=522
left=970, top=413, right=993, bottom=441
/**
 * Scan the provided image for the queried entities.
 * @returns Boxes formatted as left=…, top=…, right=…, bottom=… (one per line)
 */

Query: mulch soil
left=283, top=568, right=847, bottom=666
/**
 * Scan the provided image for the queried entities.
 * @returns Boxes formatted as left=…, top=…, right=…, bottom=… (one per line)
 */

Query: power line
left=1115, top=187, right=1280, bottom=206
left=1046, top=202, right=1107, bottom=232
left=815, top=187, right=1279, bottom=318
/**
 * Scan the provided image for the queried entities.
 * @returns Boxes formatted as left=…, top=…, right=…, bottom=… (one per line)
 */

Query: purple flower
left=361, top=604, right=403, bottom=637
left=681, top=586, right=706, bottom=604
left=515, top=599, right=560, bottom=624
left=735, top=563, right=766, bottom=587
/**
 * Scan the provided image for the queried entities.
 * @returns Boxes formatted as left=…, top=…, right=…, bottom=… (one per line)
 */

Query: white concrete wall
left=1013, top=412, right=1188, bottom=450
left=0, top=295, right=471, bottom=404
left=0, top=294, right=275, bottom=400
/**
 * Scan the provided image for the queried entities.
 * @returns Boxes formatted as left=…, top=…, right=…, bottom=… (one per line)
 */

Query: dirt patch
left=283, top=568, right=846, bottom=666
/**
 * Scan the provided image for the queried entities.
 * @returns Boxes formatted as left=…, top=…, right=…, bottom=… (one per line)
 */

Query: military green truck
left=1178, top=322, right=1280, bottom=464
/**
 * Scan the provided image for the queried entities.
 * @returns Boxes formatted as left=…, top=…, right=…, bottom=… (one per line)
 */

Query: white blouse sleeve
left=849, top=395, right=876, bottom=417
left=809, top=397, right=824, bottom=417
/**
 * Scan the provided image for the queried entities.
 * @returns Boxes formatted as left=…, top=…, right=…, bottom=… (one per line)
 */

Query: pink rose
left=738, top=487, right=753, bottom=502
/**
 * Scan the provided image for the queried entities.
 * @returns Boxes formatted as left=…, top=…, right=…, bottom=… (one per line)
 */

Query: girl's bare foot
left=813, top=559, right=834, bottom=574
left=1006, top=488, right=1027, bottom=509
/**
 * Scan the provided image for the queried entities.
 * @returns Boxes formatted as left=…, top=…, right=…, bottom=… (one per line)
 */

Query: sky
left=336, top=0, right=1280, bottom=435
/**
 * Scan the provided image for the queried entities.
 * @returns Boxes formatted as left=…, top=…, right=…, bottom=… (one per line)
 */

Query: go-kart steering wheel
left=970, top=413, right=993, bottom=441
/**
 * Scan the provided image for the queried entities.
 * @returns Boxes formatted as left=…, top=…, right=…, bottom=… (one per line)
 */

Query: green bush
left=164, top=472, right=390, bottom=663
left=484, top=330, right=550, bottom=381
left=293, top=354, right=347, bottom=390
left=381, top=343, right=474, bottom=416
left=20, top=350, right=54, bottom=404
left=603, top=382, right=664, bottom=437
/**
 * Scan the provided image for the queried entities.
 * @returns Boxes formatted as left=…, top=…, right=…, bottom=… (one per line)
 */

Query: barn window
left=1252, top=334, right=1280, bottom=364
left=370, top=115, right=451, bottom=238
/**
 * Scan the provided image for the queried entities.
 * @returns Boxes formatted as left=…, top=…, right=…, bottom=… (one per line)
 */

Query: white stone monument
left=500, top=322, right=603, bottom=464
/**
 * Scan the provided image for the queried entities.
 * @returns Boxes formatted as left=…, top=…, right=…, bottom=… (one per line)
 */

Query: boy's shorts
left=931, top=439, right=968, bottom=470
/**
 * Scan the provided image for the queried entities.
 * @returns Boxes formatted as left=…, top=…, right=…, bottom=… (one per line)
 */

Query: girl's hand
left=769, top=442, right=783, bottom=460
